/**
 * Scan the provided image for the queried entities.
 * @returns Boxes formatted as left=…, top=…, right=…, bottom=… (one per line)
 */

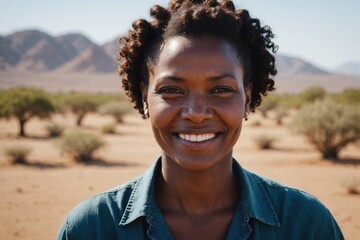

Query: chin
left=166, top=152, right=233, bottom=173
left=176, top=159, right=215, bottom=172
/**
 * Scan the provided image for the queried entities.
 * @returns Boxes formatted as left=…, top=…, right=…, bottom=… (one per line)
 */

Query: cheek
left=148, top=97, right=178, bottom=129
left=214, top=98, right=245, bottom=128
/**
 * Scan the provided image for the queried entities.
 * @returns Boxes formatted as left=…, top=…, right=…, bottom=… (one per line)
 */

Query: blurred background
left=0, top=1, right=359, bottom=239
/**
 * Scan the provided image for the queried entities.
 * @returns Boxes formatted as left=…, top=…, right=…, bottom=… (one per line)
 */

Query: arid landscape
left=0, top=110, right=359, bottom=239
left=1, top=29, right=360, bottom=240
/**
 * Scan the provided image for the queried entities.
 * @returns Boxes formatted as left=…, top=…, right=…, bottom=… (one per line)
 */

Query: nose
left=181, top=93, right=213, bottom=123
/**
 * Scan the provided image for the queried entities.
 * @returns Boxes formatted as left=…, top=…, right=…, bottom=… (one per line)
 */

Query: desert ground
left=0, top=111, right=359, bottom=240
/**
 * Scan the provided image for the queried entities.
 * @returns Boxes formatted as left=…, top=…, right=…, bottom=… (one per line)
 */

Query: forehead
left=159, top=36, right=238, bottom=61
left=151, top=36, right=241, bottom=74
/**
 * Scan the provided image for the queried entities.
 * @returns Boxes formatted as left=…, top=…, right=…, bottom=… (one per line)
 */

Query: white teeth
left=179, top=133, right=216, bottom=142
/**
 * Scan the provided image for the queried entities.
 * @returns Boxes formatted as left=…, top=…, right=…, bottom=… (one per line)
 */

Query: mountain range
left=0, top=30, right=359, bottom=93
left=0, top=29, right=336, bottom=75
left=0, top=30, right=118, bottom=72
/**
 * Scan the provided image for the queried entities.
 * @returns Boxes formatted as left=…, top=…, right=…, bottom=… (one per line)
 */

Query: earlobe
left=244, top=83, right=252, bottom=121
left=245, top=83, right=252, bottom=111
left=140, top=82, right=148, bottom=103
left=140, top=82, right=149, bottom=118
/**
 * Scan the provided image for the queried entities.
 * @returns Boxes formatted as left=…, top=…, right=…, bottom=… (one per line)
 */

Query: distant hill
left=0, top=29, right=334, bottom=75
left=55, top=33, right=96, bottom=54
left=0, top=30, right=117, bottom=73
left=275, top=55, right=329, bottom=76
left=57, top=45, right=116, bottom=72
left=335, top=61, right=360, bottom=77
left=102, top=37, right=120, bottom=61
left=1, top=30, right=75, bottom=70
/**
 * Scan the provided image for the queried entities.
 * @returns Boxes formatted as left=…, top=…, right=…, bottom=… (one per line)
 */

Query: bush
left=63, top=92, right=100, bottom=126
left=50, top=92, right=68, bottom=114
left=330, top=88, right=360, bottom=105
left=254, top=135, right=277, bottom=149
left=275, top=87, right=326, bottom=110
left=277, top=94, right=303, bottom=109
left=289, top=99, right=360, bottom=159
left=99, top=101, right=132, bottom=123
left=57, top=130, right=106, bottom=162
left=45, top=122, right=65, bottom=137
left=4, top=146, right=31, bottom=164
left=297, top=86, right=326, bottom=104
left=343, top=178, right=360, bottom=195
left=250, top=119, right=262, bottom=127
left=0, top=87, right=54, bottom=136
left=274, top=108, right=288, bottom=125
left=101, top=123, right=116, bottom=134
left=258, top=94, right=280, bottom=118
left=93, top=93, right=128, bottom=106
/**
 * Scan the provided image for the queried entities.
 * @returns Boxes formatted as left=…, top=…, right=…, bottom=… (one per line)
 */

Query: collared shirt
left=57, top=158, right=344, bottom=240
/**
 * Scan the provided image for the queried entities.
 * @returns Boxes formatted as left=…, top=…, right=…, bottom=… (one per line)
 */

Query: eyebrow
left=156, top=73, right=237, bottom=83
left=155, top=76, right=184, bottom=83
left=207, top=73, right=237, bottom=82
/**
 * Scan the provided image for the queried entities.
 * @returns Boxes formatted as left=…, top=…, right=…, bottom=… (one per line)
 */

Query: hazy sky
left=1, top=0, right=359, bottom=70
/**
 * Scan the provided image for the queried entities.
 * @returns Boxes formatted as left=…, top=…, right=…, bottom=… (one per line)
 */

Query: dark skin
left=142, top=36, right=252, bottom=239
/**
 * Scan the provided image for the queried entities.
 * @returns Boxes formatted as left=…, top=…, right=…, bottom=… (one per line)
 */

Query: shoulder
left=70, top=176, right=140, bottom=216
left=244, top=169, right=326, bottom=212
left=243, top=169, right=344, bottom=239
left=57, top=176, right=141, bottom=239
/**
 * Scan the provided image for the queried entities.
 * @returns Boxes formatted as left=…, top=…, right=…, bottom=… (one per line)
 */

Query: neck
left=155, top=154, right=239, bottom=215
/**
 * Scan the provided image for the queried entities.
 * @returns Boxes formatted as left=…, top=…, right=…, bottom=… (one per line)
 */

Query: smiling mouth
left=178, top=133, right=216, bottom=142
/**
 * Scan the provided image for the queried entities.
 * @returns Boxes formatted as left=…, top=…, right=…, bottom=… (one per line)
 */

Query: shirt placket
left=146, top=205, right=173, bottom=240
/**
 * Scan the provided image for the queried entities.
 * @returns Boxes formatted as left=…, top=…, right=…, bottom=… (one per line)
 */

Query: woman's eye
left=211, top=87, right=234, bottom=94
left=157, top=87, right=184, bottom=96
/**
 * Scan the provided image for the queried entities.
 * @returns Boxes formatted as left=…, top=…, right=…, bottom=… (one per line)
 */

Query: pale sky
left=1, top=0, right=359, bottom=70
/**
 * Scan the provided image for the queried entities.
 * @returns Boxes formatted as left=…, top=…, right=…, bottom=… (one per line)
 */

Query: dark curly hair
left=119, top=0, right=278, bottom=118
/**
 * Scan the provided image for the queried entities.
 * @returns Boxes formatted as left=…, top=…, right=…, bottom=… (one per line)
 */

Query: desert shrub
left=4, top=146, right=31, bottom=164
left=57, top=130, right=105, bottom=162
left=63, top=92, right=100, bottom=126
left=101, top=123, right=116, bottom=134
left=276, top=87, right=327, bottom=110
left=0, top=87, right=54, bottom=136
left=250, top=119, right=262, bottom=127
left=274, top=108, right=288, bottom=125
left=94, top=93, right=127, bottom=106
left=99, top=101, right=132, bottom=123
left=50, top=92, right=68, bottom=114
left=277, top=94, right=303, bottom=109
left=297, top=86, right=326, bottom=104
left=343, top=178, right=360, bottom=195
left=330, top=88, right=360, bottom=105
left=253, top=135, right=277, bottom=149
left=45, top=122, right=65, bottom=137
left=258, top=94, right=280, bottom=118
left=289, top=99, right=360, bottom=159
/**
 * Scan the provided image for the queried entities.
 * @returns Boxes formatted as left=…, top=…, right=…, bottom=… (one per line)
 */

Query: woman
left=58, top=0, right=344, bottom=239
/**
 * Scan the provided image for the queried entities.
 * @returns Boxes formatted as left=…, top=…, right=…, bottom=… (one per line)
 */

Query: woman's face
left=142, top=36, right=251, bottom=171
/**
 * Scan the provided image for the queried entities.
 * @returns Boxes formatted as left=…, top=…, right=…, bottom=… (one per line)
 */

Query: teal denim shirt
left=57, top=158, right=344, bottom=239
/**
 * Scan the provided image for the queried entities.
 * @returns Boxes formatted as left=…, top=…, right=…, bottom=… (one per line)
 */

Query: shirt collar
left=119, top=158, right=280, bottom=228
left=233, top=160, right=281, bottom=227
left=119, top=158, right=161, bottom=226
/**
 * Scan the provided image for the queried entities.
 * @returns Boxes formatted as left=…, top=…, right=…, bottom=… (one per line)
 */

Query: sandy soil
left=0, top=112, right=359, bottom=239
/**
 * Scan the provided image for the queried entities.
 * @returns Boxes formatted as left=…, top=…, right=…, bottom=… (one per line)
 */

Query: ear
left=245, top=83, right=252, bottom=113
